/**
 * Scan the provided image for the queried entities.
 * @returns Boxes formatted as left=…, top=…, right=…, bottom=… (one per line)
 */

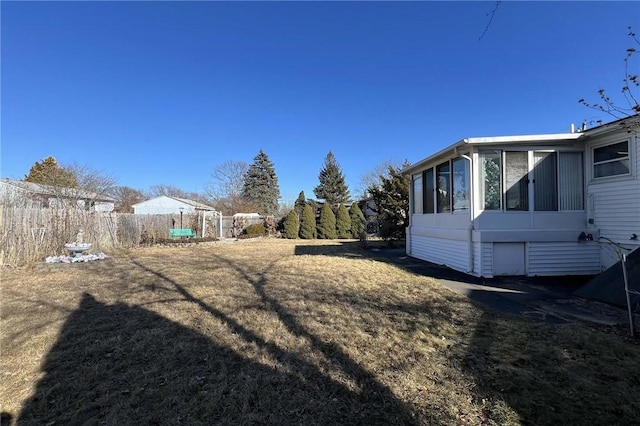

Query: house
left=404, top=115, right=640, bottom=278
left=131, top=196, right=217, bottom=215
left=0, top=178, right=115, bottom=212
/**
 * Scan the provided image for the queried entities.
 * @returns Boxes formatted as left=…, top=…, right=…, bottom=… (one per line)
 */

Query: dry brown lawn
left=2, top=238, right=639, bottom=425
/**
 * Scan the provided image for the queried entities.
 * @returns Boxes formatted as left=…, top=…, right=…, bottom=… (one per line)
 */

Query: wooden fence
left=0, top=207, right=270, bottom=266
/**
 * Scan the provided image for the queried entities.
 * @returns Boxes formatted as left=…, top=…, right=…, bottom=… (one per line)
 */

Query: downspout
left=456, top=147, right=475, bottom=273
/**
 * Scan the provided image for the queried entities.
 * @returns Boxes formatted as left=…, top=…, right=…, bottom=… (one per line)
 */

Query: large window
left=480, top=151, right=502, bottom=210
left=436, top=162, right=451, bottom=213
left=480, top=150, right=584, bottom=212
left=423, top=168, right=435, bottom=214
left=452, top=158, right=470, bottom=211
left=593, top=140, right=630, bottom=178
left=505, top=152, right=529, bottom=211
left=533, top=152, right=558, bottom=211
left=412, top=173, right=423, bottom=214
left=559, top=152, right=583, bottom=210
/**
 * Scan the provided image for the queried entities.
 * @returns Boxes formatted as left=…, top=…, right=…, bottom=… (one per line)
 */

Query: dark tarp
left=574, top=247, right=640, bottom=307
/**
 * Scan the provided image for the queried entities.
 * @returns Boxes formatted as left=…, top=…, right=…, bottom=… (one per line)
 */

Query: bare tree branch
left=478, top=0, right=502, bottom=42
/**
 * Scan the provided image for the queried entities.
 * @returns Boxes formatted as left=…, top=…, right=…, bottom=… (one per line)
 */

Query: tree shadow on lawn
left=17, top=291, right=416, bottom=426
left=456, top=305, right=640, bottom=425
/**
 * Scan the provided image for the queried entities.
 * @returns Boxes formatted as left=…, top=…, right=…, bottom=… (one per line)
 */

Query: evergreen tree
left=242, top=150, right=281, bottom=216
left=313, top=151, right=350, bottom=205
left=368, top=162, right=410, bottom=241
left=294, top=190, right=306, bottom=219
left=317, top=202, right=337, bottom=239
left=349, top=202, right=366, bottom=238
left=282, top=210, right=299, bottom=239
left=24, top=156, right=78, bottom=188
left=335, top=203, right=351, bottom=238
left=299, top=204, right=317, bottom=239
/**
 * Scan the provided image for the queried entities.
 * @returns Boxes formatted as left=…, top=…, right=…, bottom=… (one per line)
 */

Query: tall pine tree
left=314, top=151, right=350, bottom=205
left=24, top=156, right=78, bottom=188
left=368, top=162, right=410, bottom=241
left=242, top=150, right=280, bottom=216
left=335, top=203, right=351, bottom=239
left=294, top=190, right=307, bottom=219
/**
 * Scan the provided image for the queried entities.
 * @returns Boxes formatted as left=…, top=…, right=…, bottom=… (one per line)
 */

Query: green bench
left=170, top=228, right=196, bottom=239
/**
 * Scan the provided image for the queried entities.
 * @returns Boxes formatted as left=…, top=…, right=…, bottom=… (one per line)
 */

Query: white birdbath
left=65, top=229, right=92, bottom=257
left=65, top=242, right=92, bottom=257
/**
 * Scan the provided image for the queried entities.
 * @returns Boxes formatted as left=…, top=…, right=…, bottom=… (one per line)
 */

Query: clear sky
left=2, top=1, right=638, bottom=205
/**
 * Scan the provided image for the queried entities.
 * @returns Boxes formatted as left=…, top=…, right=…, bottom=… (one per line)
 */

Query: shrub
left=299, top=204, right=317, bottom=239
left=335, top=203, right=351, bottom=239
left=243, top=223, right=266, bottom=238
left=349, top=202, right=366, bottom=238
left=282, top=210, right=299, bottom=239
left=317, top=203, right=337, bottom=239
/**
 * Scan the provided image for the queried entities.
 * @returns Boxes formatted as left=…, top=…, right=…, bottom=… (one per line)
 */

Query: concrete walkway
left=368, top=246, right=634, bottom=327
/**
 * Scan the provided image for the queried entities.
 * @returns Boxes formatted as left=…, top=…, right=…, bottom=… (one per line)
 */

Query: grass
left=1, top=238, right=639, bottom=425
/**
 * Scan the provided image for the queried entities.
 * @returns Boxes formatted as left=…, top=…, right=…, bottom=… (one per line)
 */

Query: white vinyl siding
left=481, top=243, right=494, bottom=277
left=473, top=242, right=483, bottom=276
left=528, top=242, right=601, bottom=275
left=411, top=235, right=470, bottom=273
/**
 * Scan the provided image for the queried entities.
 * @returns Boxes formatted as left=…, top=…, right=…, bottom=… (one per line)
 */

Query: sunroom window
left=412, top=173, right=423, bottom=214
left=436, top=162, right=451, bottom=213
left=452, top=158, right=470, bottom=211
left=480, top=150, right=584, bottom=212
left=593, top=140, right=630, bottom=178
left=423, top=168, right=435, bottom=214
left=479, top=151, right=502, bottom=210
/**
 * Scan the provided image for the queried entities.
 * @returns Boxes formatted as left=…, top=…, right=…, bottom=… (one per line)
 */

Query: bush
left=335, top=203, right=351, bottom=239
left=242, top=223, right=266, bottom=238
left=282, top=210, right=299, bottom=239
left=317, top=203, right=337, bottom=239
left=349, top=202, right=366, bottom=238
left=299, top=204, right=317, bottom=239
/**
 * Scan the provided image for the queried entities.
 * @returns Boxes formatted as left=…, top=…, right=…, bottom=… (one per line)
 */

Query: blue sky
left=2, top=1, right=638, bottom=204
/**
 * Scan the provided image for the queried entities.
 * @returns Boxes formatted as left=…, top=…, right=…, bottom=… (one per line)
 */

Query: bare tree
left=205, top=160, right=251, bottom=214
left=147, top=184, right=189, bottom=198
left=66, top=162, right=118, bottom=203
left=20, top=158, right=117, bottom=210
left=580, top=27, right=640, bottom=120
left=110, top=186, right=146, bottom=213
left=357, top=160, right=405, bottom=199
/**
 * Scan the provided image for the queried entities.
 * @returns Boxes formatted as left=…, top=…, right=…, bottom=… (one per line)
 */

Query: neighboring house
left=355, top=197, right=380, bottom=235
left=0, top=178, right=115, bottom=212
left=131, top=196, right=217, bottom=215
left=404, top=115, right=639, bottom=278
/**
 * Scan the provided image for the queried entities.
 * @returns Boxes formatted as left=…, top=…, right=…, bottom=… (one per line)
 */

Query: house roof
left=0, top=178, right=115, bottom=202
left=403, top=132, right=582, bottom=175
left=581, top=114, right=640, bottom=137
left=171, top=196, right=218, bottom=211
left=131, top=195, right=217, bottom=211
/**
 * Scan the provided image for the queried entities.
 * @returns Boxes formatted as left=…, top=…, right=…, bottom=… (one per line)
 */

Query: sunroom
left=404, top=132, right=601, bottom=277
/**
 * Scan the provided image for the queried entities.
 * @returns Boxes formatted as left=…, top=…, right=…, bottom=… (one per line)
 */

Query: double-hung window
left=593, top=140, right=630, bottom=178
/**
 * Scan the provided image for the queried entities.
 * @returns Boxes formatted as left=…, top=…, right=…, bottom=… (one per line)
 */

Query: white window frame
left=592, top=139, right=631, bottom=179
